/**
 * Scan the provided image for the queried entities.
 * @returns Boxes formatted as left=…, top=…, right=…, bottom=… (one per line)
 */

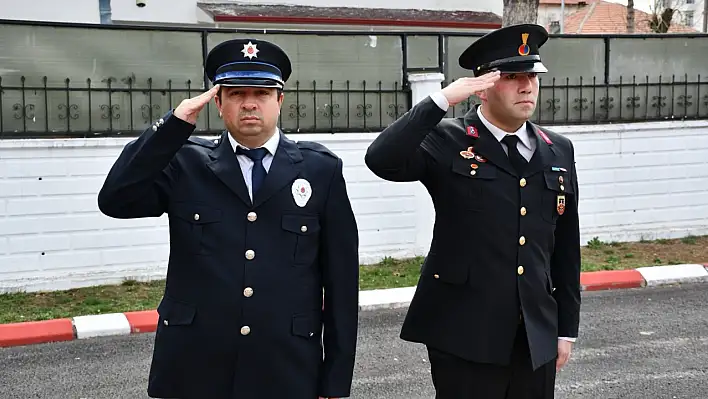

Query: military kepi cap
left=459, top=24, right=549, bottom=76
left=205, top=38, right=292, bottom=88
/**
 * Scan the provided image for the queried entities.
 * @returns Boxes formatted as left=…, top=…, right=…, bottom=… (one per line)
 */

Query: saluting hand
left=440, top=71, right=500, bottom=106
left=173, top=84, right=221, bottom=125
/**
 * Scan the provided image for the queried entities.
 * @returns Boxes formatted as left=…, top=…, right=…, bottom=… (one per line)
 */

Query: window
left=685, top=11, right=694, bottom=26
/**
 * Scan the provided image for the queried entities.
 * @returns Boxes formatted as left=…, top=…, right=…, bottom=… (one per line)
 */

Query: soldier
left=98, top=38, right=360, bottom=399
left=365, top=24, right=581, bottom=398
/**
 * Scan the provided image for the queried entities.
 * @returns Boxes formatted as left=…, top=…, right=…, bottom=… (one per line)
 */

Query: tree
left=646, top=0, right=690, bottom=32
left=502, top=0, right=541, bottom=27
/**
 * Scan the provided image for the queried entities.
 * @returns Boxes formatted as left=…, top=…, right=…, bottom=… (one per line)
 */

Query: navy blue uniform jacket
left=98, top=110, right=360, bottom=399
left=364, top=97, right=581, bottom=371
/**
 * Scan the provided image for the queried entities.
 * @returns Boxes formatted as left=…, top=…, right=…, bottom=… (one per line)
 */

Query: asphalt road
left=1, top=283, right=707, bottom=399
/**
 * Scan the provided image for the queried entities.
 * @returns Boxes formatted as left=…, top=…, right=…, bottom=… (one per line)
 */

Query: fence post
left=406, top=71, right=445, bottom=256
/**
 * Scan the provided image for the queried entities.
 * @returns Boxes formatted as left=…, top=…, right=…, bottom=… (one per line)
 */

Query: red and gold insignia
left=466, top=126, right=479, bottom=138
left=470, top=163, right=479, bottom=169
left=459, top=146, right=475, bottom=159
left=518, top=33, right=530, bottom=56
left=538, top=128, right=553, bottom=145
left=557, top=195, right=566, bottom=215
left=475, top=154, right=487, bottom=163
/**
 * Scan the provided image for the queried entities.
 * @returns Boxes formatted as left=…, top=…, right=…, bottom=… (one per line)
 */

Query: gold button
left=159, top=118, right=164, bottom=124
left=519, top=178, right=527, bottom=187
left=152, top=125, right=157, bottom=131
left=240, top=326, right=251, bottom=335
left=301, top=225, right=307, bottom=233
left=247, top=212, right=257, bottom=222
left=517, top=266, right=524, bottom=275
left=243, top=287, right=253, bottom=297
left=193, top=213, right=200, bottom=221
left=519, top=236, right=526, bottom=245
left=433, top=274, right=440, bottom=279
left=520, top=207, right=527, bottom=216
left=245, top=250, right=255, bottom=260
left=163, top=320, right=169, bottom=326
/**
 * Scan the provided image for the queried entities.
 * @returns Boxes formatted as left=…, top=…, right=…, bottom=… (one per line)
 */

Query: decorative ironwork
left=546, top=98, right=560, bottom=114
left=141, top=104, right=161, bottom=123
left=2, top=73, right=708, bottom=139
left=13, top=104, right=35, bottom=120
left=100, top=104, right=120, bottom=120
left=356, top=104, right=372, bottom=118
left=58, top=104, right=79, bottom=120
left=677, top=95, right=693, bottom=108
left=289, top=104, right=306, bottom=119
left=626, top=96, right=641, bottom=109
left=573, top=98, right=589, bottom=112
left=322, top=104, right=340, bottom=118
left=388, top=104, right=405, bottom=118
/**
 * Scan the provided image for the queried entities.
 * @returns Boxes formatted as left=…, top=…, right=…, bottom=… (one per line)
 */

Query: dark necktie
left=236, top=147, right=269, bottom=197
left=501, top=134, right=528, bottom=176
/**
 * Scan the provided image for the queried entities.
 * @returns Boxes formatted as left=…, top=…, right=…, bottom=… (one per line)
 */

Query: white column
left=406, top=72, right=446, bottom=256
left=407, top=72, right=446, bottom=105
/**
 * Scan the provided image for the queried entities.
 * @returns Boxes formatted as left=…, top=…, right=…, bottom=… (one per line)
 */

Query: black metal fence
left=3, top=73, right=708, bottom=138
left=444, top=74, right=708, bottom=125
left=0, top=76, right=408, bottom=139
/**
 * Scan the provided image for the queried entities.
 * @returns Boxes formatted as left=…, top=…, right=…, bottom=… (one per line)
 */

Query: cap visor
left=217, top=78, right=284, bottom=88
left=495, top=62, right=548, bottom=74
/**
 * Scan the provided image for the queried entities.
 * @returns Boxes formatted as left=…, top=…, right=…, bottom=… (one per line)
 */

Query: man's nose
left=241, top=101, right=257, bottom=110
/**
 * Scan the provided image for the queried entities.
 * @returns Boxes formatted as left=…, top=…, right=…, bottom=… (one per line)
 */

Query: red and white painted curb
left=2, top=264, right=707, bottom=349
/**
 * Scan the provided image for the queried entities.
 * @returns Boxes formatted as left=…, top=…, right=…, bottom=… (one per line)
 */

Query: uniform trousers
left=426, top=321, right=557, bottom=399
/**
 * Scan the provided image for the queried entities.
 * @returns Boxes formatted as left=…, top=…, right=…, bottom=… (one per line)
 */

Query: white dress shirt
left=429, top=92, right=577, bottom=344
left=227, top=130, right=280, bottom=201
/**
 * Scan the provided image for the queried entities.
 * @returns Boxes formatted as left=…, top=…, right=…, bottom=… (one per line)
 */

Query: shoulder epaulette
left=187, top=135, right=219, bottom=148
left=296, top=140, right=338, bottom=158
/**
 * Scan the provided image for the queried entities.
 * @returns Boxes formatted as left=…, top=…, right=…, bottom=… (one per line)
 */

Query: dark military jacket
left=365, top=96, right=581, bottom=371
left=98, top=110, right=360, bottom=398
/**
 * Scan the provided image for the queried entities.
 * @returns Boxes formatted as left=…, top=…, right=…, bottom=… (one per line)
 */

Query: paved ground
left=1, top=283, right=707, bottom=398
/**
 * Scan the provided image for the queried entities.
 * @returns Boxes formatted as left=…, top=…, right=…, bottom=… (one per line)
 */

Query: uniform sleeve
left=551, top=141, right=582, bottom=338
left=364, top=95, right=448, bottom=182
left=97, top=110, right=195, bottom=219
left=318, top=157, right=360, bottom=398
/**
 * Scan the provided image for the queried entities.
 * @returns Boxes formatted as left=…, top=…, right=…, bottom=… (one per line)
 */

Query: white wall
left=110, top=0, right=213, bottom=25
left=2, top=118, right=708, bottom=293
left=206, top=0, right=502, bottom=15
left=0, top=0, right=100, bottom=23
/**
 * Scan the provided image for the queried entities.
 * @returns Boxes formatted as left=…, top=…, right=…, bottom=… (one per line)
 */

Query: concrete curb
left=2, top=263, right=707, bottom=349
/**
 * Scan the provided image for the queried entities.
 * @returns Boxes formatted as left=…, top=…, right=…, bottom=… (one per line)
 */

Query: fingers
left=195, top=84, right=220, bottom=104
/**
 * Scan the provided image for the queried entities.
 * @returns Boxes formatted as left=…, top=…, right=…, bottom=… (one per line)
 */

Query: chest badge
left=292, top=178, right=312, bottom=207
left=459, top=146, right=475, bottom=159
left=466, top=126, right=479, bottom=138
left=557, top=195, right=566, bottom=215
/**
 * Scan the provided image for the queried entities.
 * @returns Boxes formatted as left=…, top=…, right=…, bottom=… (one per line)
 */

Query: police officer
left=98, top=39, right=359, bottom=399
left=365, top=24, right=581, bottom=398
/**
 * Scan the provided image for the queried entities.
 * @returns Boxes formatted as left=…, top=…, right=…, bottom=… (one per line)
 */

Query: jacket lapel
left=206, top=131, right=252, bottom=206
left=252, top=132, right=304, bottom=208
left=524, top=122, right=557, bottom=177
left=462, top=107, right=517, bottom=177
left=207, top=132, right=251, bottom=206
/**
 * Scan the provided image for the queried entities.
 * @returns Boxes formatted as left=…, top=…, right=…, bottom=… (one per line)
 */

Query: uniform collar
left=477, top=105, right=534, bottom=152
left=228, top=128, right=280, bottom=155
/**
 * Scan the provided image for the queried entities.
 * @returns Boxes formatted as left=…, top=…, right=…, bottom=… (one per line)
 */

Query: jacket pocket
left=157, top=296, right=196, bottom=327
left=541, top=171, right=573, bottom=225
left=282, top=214, right=321, bottom=266
left=291, top=311, right=322, bottom=339
left=170, top=203, right=222, bottom=255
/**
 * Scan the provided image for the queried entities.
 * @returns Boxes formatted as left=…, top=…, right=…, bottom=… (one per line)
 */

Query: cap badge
left=518, top=33, right=530, bottom=56
left=241, top=41, right=259, bottom=59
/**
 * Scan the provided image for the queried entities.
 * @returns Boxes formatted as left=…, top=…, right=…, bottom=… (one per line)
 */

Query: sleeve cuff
left=559, top=337, right=577, bottom=343
left=429, top=91, right=449, bottom=111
